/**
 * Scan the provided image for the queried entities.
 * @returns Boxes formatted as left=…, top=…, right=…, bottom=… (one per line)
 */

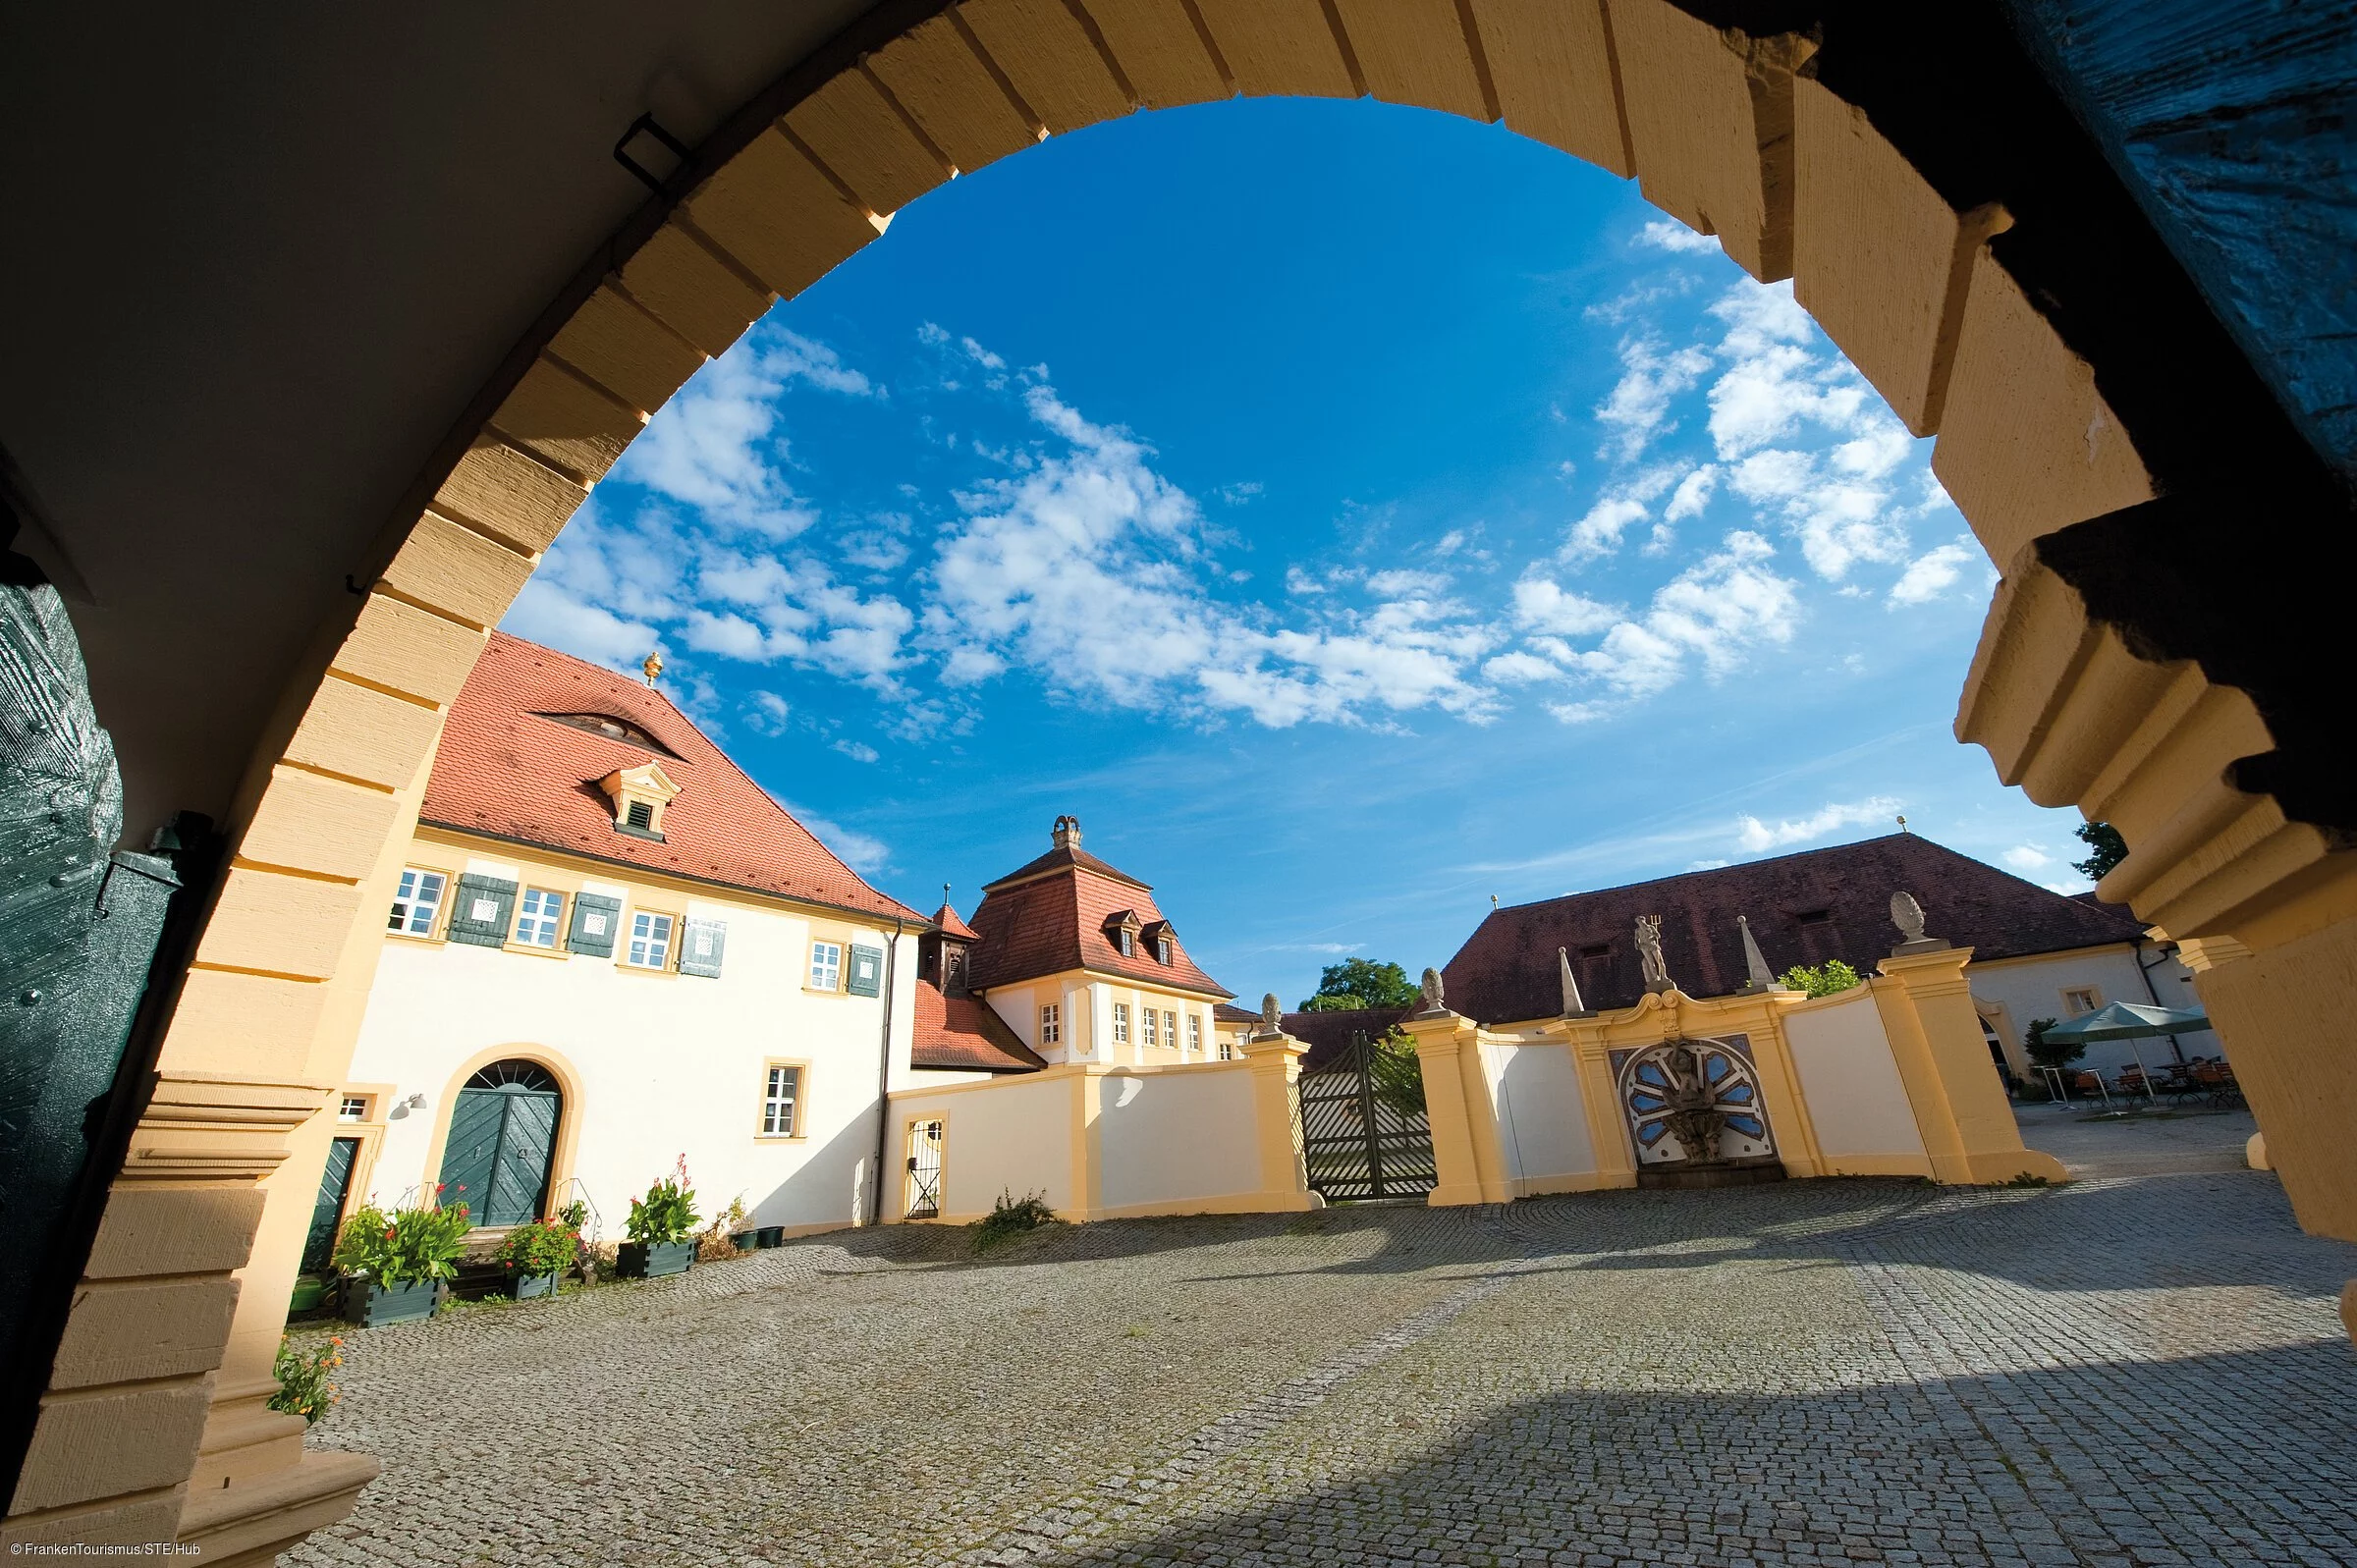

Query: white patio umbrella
left=2041, top=1001, right=2214, bottom=1104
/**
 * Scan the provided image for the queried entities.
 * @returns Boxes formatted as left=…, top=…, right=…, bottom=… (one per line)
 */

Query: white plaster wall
left=1968, top=946, right=2223, bottom=1080
left=889, top=1074, right=1074, bottom=1218
left=986, top=983, right=1039, bottom=1052
left=1096, top=1065, right=1262, bottom=1212
left=1482, top=1041, right=1597, bottom=1185
left=351, top=878, right=918, bottom=1239
left=1781, top=989, right=1928, bottom=1163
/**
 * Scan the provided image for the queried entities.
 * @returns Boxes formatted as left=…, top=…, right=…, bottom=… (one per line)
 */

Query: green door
left=436, top=1062, right=561, bottom=1226
left=300, top=1137, right=360, bottom=1274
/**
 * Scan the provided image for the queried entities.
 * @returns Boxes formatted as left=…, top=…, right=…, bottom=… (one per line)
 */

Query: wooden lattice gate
left=1295, top=1031, right=1437, bottom=1202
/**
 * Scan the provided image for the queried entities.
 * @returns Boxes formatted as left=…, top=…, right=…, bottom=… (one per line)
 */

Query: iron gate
left=1295, top=1031, right=1438, bottom=1201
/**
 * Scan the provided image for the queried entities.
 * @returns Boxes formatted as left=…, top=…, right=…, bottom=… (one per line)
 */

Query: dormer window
left=1157, top=934, right=1172, bottom=965
left=1118, top=929, right=1134, bottom=958
left=601, top=761, right=681, bottom=840
left=1104, top=908, right=1143, bottom=959
left=537, top=711, right=678, bottom=755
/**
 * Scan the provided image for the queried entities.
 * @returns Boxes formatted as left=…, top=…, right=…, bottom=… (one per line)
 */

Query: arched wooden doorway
left=435, top=1060, right=564, bottom=1227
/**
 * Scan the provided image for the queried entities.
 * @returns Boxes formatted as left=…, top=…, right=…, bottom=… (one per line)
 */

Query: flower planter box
left=511, top=1271, right=562, bottom=1300
left=343, top=1276, right=437, bottom=1327
left=729, top=1228, right=759, bottom=1252
left=755, top=1226, right=785, bottom=1248
left=616, top=1241, right=695, bottom=1278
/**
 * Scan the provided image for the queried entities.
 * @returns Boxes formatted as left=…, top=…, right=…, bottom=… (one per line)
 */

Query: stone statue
left=1259, top=992, right=1282, bottom=1029
left=1890, top=891, right=1927, bottom=943
left=1737, top=915, right=1778, bottom=992
left=1420, top=966, right=1446, bottom=1010
left=1635, top=915, right=1672, bottom=995
left=1659, top=1042, right=1727, bottom=1165
left=1558, top=947, right=1591, bottom=1017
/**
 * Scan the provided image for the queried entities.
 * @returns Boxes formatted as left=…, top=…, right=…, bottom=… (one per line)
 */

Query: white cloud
left=831, top=739, right=880, bottom=764
left=1734, top=794, right=1902, bottom=853
left=1665, top=465, right=1718, bottom=522
left=1636, top=219, right=1722, bottom=254
left=1596, top=337, right=1711, bottom=462
left=1687, top=858, right=1731, bottom=871
left=1217, top=480, right=1263, bottom=506
left=741, top=691, right=791, bottom=735
left=1560, top=531, right=1801, bottom=709
left=774, top=797, right=892, bottom=874
left=1512, top=576, right=1621, bottom=635
left=2002, top=844, right=2054, bottom=871
left=1889, top=539, right=1982, bottom=606
left=1563, top=496, right=1650, bottom=560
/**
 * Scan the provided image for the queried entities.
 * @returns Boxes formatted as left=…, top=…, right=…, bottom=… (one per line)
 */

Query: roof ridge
left=1495, top=831, right=1948, bottom=914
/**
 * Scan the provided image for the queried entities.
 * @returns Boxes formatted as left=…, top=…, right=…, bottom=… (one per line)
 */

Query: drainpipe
left=2130, top=931, right=2185, bottom=1064
left=869, top=914, right=906, bottom=1225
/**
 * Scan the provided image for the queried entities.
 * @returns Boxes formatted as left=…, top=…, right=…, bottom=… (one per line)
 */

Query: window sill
left=386, top=930, right=444, bottom=945
left=617, top=962, right=678, bottom=978
left=501, top=942, right=573, bottom=960
left=753, top=1133, right=807, bottom=1143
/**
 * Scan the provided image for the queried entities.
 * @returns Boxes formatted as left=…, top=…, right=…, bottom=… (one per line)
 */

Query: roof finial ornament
left=1052, top=814, right=1081, bottom=850
left=1895, top=814, right=1908, bottom=833
left=1490, top=892, right=1499, bottom=911
left=641, top=651, right=663, bottom=688
left=1418, top=965, right=1447, bottom=1015
left=1736, top=915, right=1780, bottom=993
left=1888, top=890, right=1952, bottom=955
left=1260, top=992, right=1282, bottom=1030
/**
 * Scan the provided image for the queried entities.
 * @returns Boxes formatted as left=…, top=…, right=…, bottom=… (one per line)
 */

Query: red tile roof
left=1439, top=834, right=2144, bottom=1025
left=911, top=980, right=1046, bottom=1073
left=421, top=632, right=921, bottom=922
left=965, top=826, right=1231, bottom=1000
left=932, top=901, right=978, bottom=941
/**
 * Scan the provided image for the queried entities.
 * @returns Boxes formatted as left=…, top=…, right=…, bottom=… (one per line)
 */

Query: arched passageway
left=8, top=2, right=2350, bottom=1559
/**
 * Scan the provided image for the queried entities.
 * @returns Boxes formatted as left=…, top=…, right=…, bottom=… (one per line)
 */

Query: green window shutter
left=567, top=892, right=623, bottom=957
left=680, top=917, right=728, bottom=978
left=847, top=943, right=884, bottom=998
left=447, top=874, right=518, bottom=947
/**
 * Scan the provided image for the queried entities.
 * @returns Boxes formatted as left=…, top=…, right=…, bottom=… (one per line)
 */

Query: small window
left=1143, top=1008, right=1160, bottom=1047
left=1112, top=1002, right=1130, bottom=1044
left=1796, top=909, right=1833, bottom=926
left=389, top=868, right=446, bottom=937
left=337, top=1095, right=370, bottom=1122
left=1164, top=1010, right=1178, bottom=1051
left=1118, top=929, right=1134, bottom=958
left=1187, top=1014, right=1202, bottom=1054
left=1157, top=934, right=1173, bottom=965
left=625, top=800, right=655, bottom=831
left=2062, top=987, right=2101, bottom=1016
left=809, top=941, right=843, bottom=992
left=1577, top=943, right=1611, bottom=961
left=761, top=1064, right=801, bottom=1137
left=513, top=888, right=564, bottom=948
left=1218, top=1040, right=1235, bottom=1061
left=627, top=911, right=675, bottom=969
left=1039, top=1003, right=1061, bottom=1045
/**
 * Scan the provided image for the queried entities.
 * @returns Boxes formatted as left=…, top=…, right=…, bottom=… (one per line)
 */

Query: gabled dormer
left=1103, top=907, right=1143, bottom=959
left=1141, top=919, right=1178, bottom=967
left=600, top=761, right=680, bottom=840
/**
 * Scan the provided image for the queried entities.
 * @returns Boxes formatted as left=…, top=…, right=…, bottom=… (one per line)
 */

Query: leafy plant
left=2023, top=1017, right=2084, bottom=1071
left=2072, top=821, right=2128, bottom=882
left=268, top=1333, right=343, bottom=1424
left=494, top=1216, right=580, bottom=1277
left=696, top=1195, right=751, bottom=1261
left=331, top=1195, right=472, bottom=1286
left=1298, top=958, right=1422, bottom=1012
left=1368, top=1026, right=1427, bottom=1118
left=1778, top=959, right=1863, bottom=999
left=972, top=1190, right=1056, bottom=1254
left=627, top=1157, right=700, bottom=1245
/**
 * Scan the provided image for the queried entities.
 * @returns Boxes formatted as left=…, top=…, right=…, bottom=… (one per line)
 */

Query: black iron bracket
left=613, top=112, right=692, bottom=195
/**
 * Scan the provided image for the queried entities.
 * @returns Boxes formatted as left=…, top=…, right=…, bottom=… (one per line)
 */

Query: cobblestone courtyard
left=292, top=1129, right=2355, bottom=1568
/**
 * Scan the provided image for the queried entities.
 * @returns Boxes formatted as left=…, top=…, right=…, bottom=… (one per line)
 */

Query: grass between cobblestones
left=287, top=1171, right=2356, bottom=1568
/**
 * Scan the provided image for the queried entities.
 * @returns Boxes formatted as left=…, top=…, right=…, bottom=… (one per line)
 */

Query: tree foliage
left=1777, top=959, right=1863, bottom=999
left=1298, top=957, right=1421, bottom=1011
left=2072, top=821, right=2128, bottom=882
left=2023, top=1016, right=2084, bottom=1071
left=1367, top=1026, right=1428, bottom=1119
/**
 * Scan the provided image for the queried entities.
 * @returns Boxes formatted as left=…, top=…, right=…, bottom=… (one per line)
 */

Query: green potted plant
left=494, top=1215, right=581, bottom=1300
left=332, top=1193, right=471, bottom=1325
left=618, top=1158, right=699, bottom=1278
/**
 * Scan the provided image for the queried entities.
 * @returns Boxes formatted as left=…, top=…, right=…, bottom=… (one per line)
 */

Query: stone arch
left=28, top=2, right=2344, bottom=1558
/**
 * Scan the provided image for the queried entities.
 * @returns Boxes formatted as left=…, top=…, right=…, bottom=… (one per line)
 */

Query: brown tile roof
left=911, top=980, right=1046, bottom=1074
left=1440, top=833, right=2144, bottom=1026
left=421, top=632, right=921, bottom=922
left=965, top=827, right=1231, bottom=1000
left=1282, top=1006, right=1414, bottom=1073
left=932, top=901, right=978, bottom=940
left=1213, top=1002, right=1263, bottom=1026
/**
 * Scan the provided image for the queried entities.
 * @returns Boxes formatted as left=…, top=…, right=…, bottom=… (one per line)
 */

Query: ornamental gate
left=1294, top=1031, right=1438, bottom=1202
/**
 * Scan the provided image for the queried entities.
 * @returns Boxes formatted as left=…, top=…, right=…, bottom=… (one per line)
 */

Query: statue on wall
left=1635, top=914, right=1672, bottom=995
left=1887, top=890, right=1951, bottom=955
left=1259, top=992, right=1282, bottom=1030
left=1419, top=965, right=1446, bottom=1011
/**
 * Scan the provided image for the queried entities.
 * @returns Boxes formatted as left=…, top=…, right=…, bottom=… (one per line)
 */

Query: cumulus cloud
left=2002, top=843, right=2054, bottom=871
left=1555, top=532, right=1801, bottom=714
left=831, top=738, right=880, bottom=764
left=1889, top=539, right=1983, bottom=606
left=1512, top=576, right=1621, bottom=635
left=1734, top=795, right=1902, bottom=853
left=1596, top=338, right=1712, bottom=462
left=774, top=797, right=893, bottom=874
left=1636, top=219, right=1722, bottom=255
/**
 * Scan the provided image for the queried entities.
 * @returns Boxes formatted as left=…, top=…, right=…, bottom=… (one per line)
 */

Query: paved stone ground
left=290, top=1152, right=2354, bottom=1568
left=2013, top=1101, right=2258, bottom=1179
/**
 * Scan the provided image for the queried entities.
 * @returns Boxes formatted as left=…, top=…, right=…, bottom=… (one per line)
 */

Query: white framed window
left=1142, top=1008, right=1160, bottom=1048
left=1157, top=935, right=1172, bottom=964
left=627, top=911, right=675, bottom=969
left=2062, top=987, right=2102, bottom=1015
left=337, top=1095, right=370, bottom=1121
left=1118, top=929, right=1134, bottom=957
left=1164, top=1010, right=1178, bottom=1051
left=388, top=868, right=446, bottom=937
left=809, top=941, right=843, bottom=992
left=1219, top=1040, right=1235, bottom=1061
left=1187, top=1014, right=1202, bottom=1054
left=1112, top=1002, right=1130, bottom=1044
left=513, top=888, right=564, bottom=947
left=1039, top=1003, right=1061, bottom=1045
left=761, top=1064, right=802, bottom=1137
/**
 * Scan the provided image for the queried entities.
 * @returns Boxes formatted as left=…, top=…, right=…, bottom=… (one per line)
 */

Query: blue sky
left=507, top=95, right=2098, bottom=1005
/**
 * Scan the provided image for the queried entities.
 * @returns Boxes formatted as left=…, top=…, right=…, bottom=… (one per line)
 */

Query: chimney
left=1052, top=814, right=1082, bottom=850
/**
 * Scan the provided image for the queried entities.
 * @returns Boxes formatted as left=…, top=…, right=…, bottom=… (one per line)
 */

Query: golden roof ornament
left=641, top=651, right=663, bottom=688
